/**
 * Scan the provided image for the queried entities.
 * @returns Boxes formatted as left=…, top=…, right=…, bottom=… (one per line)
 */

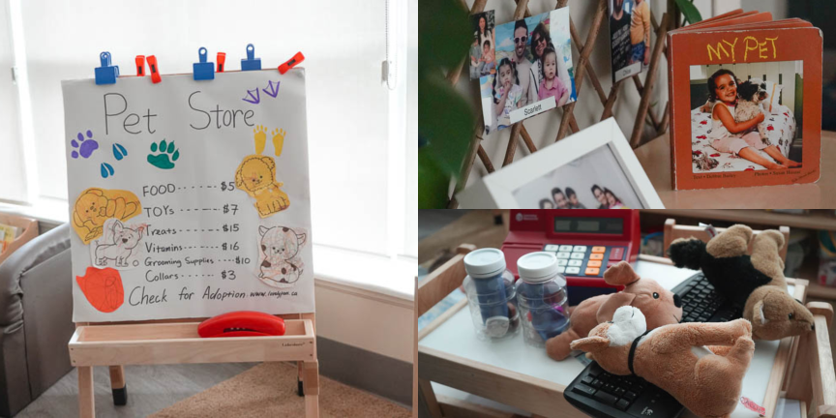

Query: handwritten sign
left=63, top=70, right=314, bottom=322
left=706, top=36, right=779, bottom=62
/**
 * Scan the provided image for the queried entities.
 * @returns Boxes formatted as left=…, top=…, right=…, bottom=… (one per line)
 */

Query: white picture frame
left=456, top=118, right=665, bottom=209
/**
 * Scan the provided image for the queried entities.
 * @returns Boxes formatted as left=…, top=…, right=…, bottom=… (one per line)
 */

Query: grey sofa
left=0, top=223, right=73, bottom=417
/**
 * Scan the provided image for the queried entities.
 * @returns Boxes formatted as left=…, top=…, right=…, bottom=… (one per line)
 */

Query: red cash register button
left=609, top=247, right=625, bottom=261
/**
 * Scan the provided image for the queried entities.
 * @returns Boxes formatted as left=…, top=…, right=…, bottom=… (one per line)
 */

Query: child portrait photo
left=512, top=144, right=644, bottom=209
left=482, top=7, right=576, bottom=133
left=608, top=0, right=651, bottom=83
left=689, top=61, right=803, bottom=174
left=470, top=11, right=496, bottom=80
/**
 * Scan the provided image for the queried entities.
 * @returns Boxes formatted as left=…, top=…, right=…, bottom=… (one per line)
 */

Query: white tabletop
left=420, top=261, right=796, bottom=418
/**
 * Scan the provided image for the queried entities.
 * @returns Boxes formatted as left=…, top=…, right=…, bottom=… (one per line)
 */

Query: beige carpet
left=149, top=362, right=410, bottom=418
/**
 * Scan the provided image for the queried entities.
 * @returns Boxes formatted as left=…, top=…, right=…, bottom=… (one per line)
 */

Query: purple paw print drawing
left=71, top=130, right=98, bottom=159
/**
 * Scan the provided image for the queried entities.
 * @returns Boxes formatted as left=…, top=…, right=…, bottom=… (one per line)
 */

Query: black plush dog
left=668, top=237, right=771, bottom=307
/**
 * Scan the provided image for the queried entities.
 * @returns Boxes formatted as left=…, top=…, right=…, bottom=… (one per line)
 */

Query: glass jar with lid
left=462, top=248, right=520, bottom=341
left=515, top=252, right=571, bottom=348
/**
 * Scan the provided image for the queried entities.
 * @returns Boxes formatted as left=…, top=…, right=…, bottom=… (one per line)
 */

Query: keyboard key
left=556, top=252, right=571, bottom=259
left=609, top=247, right=625, bottom=260
left=592, top=246, right=606, bottom=253
left=613, top=387, right=626, bottom=397
left=566, top=267, right=580, bottom=274
left=557, top=259, right=568, bottom=266
left=587, top=260, right=602, bottom=267
left=591, top=379, right=602, bottom=388
left=587, top=367, right=600, bottom=377
left=572, top=383, right=596, bottom=397
left=557, top=267, right=566, bottom=274
left=559, top=245, right=574, bottom=252
left=568, top=260, right=583, bottom=267
left=585, top=267, right=600, bottom=276
left=624, top=391, right=637, bottom=401
left=593, top=390, right=618, bottom=406
left=581, top=375, right=594, bottom=385
left=571, top=252, right=585, bottom=259
left=590, top=253, right=604, bottom=260
left=544, top=244, right=559, bottom=252
left=616, top=399, right=630, bottom=411
left=573, top=245, right=587, bottom=252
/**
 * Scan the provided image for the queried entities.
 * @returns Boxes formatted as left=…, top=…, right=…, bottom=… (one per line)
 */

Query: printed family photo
left=470, top=11, right=496, bottom=80
left=481, top=7, right=576, bottom=133
left=512, top=144, right=644, bottom=209
left=608, top=0, right=651, bottom=83
left=689, top=61, right=803, bottom=173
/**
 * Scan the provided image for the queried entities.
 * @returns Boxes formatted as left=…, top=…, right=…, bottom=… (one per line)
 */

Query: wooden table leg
left=297, top=361, right=305, bottom=396
left=419, top=378, right=443, bottom=417
left=303, top=361, right=320, bottom=418
left=78, top=366, right=95, bottom=418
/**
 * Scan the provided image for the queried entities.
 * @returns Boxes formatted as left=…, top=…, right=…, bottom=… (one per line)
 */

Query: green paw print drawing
left=147, top=139, right=180, bottom=170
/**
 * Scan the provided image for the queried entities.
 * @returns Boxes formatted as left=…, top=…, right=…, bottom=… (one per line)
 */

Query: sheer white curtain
left=9, top=0, right=405, bottom=258
left=0, top=1, right=26, bottom=202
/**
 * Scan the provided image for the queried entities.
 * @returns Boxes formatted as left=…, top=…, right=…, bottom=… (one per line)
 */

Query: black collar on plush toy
left=628, top=330, right=651, bottom=375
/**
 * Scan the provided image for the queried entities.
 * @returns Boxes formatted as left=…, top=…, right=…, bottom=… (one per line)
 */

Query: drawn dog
left=235, top=155, right=290, bottom=218
left=94, top=219, right=144, bottom=267
left=258, top=225, right=307, bottom=288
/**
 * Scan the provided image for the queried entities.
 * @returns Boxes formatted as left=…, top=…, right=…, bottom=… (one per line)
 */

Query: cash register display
left=554, top=218, right=623, bottom=235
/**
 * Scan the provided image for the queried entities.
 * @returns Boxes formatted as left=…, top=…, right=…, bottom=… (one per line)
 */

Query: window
left=0, top=0, right=414, bottom=291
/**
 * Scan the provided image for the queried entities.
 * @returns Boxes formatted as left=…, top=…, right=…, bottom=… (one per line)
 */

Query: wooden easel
left=69, top=312, right=320, bottom=417
left=448, top=0, right=677, bottom=208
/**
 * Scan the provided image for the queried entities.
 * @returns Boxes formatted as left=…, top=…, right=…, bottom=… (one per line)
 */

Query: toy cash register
left=502, top=210, right=641, bottom=305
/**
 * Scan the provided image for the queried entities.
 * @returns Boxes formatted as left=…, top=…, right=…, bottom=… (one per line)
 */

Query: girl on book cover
left=537, top=47, right=570, bottom=106
left=493, top=58, right=523, bottom=130
left=705, top=69, right=801, bottom=170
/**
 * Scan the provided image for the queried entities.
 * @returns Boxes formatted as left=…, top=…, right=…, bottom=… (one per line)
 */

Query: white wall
left=741, top=0, right=786, bottom=19
left=0, top=1, right=26, bottom=202
left=462, top=0, right=735, bottom=189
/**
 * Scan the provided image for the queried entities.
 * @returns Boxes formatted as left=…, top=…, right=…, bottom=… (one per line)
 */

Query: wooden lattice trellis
left=448, top=0, right=679, bottom=208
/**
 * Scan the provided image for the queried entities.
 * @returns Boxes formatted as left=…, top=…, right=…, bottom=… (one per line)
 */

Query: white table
left=419, top=259, right=808, bottom=418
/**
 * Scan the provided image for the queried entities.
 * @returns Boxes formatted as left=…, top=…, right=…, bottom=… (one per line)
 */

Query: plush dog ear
left=752, top=300, right=766, bottom=325
left=570, top=336, right=609, bottom=353
left=596, top=292, right=637, bottom=323
left=604, top=261, right=640, bottom=286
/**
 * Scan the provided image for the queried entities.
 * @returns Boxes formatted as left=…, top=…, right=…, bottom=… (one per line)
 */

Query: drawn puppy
left=235, top=155, right=290, bottom=218
left=258, top=225, right=307, bottom=288
left=94, top=219, right=144, bottom=267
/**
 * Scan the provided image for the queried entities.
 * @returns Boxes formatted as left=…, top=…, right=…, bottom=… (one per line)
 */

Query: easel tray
left=69, top=319, right=316, bottom=367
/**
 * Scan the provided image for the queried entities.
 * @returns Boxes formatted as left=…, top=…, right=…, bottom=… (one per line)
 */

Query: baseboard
left=317, top=336, right=412, bottom=407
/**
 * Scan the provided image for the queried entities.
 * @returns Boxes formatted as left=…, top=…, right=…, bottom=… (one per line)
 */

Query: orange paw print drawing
left=76, top=266, right=125, bottom=313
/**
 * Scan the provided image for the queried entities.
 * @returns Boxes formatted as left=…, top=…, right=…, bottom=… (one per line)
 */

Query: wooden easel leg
left=297, top=361, right=305, bottom=396
left=303, top=361, right=320, bottom=418
left=109, top=365, right=128, bottom=406
left=78, top=366, right=95, bottom=418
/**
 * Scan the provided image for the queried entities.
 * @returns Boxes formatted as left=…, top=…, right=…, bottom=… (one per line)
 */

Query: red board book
left=667, top=10, right=822, bottom=190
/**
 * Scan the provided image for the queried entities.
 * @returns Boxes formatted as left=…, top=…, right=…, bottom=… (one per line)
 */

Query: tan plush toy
left=668, top=224, right=815, bottom=340
left=545, top=261, right=683, bottom=361
left=571, top=306, right=755, bottom=418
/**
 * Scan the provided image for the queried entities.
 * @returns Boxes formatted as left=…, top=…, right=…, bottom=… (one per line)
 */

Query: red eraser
left=217, top=52, right=226, bottom=73
left=278, top=52, right=305, bottom=74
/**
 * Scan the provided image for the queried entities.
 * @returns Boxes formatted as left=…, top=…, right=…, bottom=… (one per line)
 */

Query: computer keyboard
left=563, top=272, right=743, bottom=418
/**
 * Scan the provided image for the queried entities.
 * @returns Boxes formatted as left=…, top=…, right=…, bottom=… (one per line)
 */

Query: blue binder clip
left=193, top=47, right=215, bottom=80
left=94, top=52, right=119, bottom=85
left=241, top=43, right=261, bottom=71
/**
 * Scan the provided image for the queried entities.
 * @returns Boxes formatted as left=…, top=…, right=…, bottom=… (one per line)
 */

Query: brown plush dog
left=571, top=306, right=755, bottom=418
left=545, top=261, right=683, bottom=361
left=668, top=225, right=815, bottom=340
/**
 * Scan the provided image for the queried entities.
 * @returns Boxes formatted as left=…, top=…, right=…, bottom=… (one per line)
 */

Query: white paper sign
left=63, top=70, right=314, bottom=322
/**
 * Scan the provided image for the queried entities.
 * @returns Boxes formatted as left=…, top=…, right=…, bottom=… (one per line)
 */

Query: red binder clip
left=147, top=55, right=161, bottom=84
left=217, top=52, right=226, bottom=73
left=135, top=55, right=146, bottom=76
left=278, top=52, right=305, bottom=74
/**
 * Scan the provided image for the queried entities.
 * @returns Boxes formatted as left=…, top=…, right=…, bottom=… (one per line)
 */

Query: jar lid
left=464, top=248, right=506, bottom=279
left=517, top=252, right=558, bottom=283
